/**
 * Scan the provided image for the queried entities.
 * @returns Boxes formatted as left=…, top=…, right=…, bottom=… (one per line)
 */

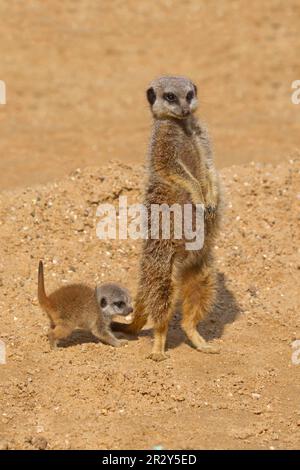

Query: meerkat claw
left=205, top=205, right=216, bottom=219
left=147, top=352, right=169, bottom=362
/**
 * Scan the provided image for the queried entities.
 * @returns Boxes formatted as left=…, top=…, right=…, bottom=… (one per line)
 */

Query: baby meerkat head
left=95, top=283, right=133, bottom=319
left=146, top=76, right=198, bottom=120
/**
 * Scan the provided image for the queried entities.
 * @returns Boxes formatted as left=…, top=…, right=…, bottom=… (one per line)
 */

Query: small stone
left=232, top=429, right=254, bottom=440
left=247, top=285, right=257, bottom=297
left=32, top=436, right=48, bottom=450
left=252, top=393, right=261, bottom=400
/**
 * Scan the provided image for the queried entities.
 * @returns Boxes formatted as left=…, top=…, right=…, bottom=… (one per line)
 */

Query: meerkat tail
left=38, top=261, right=52, bottom=309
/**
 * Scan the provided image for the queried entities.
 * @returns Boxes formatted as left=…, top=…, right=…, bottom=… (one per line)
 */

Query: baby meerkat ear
left=95, top=287, right=108, bottom=309
left=146, top=87, right=156, bottom=105
left=193, top=83, right=198, bottom=96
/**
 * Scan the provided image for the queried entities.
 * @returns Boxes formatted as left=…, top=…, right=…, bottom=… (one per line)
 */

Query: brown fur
left=113, top=76, right=222, bottom=361
left=38, top=261, right=131, bottom=349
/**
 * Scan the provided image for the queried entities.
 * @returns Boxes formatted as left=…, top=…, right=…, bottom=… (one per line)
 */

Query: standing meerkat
left=38, top=261, right=133, bottom=348
left=114, top=76, right=222, bottom=361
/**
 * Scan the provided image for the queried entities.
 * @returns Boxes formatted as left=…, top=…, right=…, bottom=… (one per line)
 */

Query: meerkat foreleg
left=204, top=166, right=219, bottom=219
left=180, top=263, right=220, bottom=354
left=91, top=326, right=127, bottom=348
left=156, top=159, right=205, bottom=206
left=192, top=121, right=219, bottom=218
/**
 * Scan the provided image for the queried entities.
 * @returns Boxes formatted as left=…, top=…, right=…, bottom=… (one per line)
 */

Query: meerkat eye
left=114, top=301, right=125, bottom=309
left=186, top=90, right=194, bottom=102
left=163, top=92, right=177, bottom=103
left=100, top=297, right=107, bottom=308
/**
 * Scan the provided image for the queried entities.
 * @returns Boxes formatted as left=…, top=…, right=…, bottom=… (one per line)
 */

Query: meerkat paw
left=205, top=204, right=217, bottom=219
left=147, top=352, right=169, bottom=362
left=114, top=339, right=128, bottom=347
left=48, top=332, right=58, bottom=350
left=196, top=342, right=220, bottom=354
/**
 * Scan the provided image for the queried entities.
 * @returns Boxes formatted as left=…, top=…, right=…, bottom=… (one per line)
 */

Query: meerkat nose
left=182, top=108, right=190, bottom=117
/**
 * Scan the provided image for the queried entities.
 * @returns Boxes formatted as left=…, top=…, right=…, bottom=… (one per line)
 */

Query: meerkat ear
left=193, top=83, right=198, bottom=96
left=146, top=87, right=156, bottom=105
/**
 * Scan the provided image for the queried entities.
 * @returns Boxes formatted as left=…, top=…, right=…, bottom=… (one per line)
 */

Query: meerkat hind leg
left=147, top=286, right=177, bottom=362
left=48, top=324, right=72, bottom=349
left=181, top=265, right=220, bottom=354
left=148, top=321, right=170, bottom=362
left=183, top=318, right=220, bottom=354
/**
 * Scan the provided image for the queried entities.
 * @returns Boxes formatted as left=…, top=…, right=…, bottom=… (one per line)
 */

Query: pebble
left=252, top=393, right=261, bottom=400
left=31, top=436, right=48, bottom=450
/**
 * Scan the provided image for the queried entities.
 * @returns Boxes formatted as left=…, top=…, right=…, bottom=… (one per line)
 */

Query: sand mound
left=0, top=158, right=299, bottom=449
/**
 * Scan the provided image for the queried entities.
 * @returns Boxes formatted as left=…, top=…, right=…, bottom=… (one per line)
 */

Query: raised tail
left=38, top=260, right=50, bottom=308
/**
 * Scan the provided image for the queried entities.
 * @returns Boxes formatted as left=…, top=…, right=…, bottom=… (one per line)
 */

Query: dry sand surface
left=0, top=158, right=299, bottom=449
left=0, top=0, right=299, bottom=451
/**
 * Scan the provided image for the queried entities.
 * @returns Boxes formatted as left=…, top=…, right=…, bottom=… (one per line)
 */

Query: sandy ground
left=0, top=0, right=299, bottom=451
left=0, top=158, right=299, bottom=449
left=0, top=0, right=300, bottom=189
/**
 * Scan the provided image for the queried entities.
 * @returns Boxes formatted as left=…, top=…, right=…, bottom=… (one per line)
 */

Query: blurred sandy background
left=0, top=0, right=299, bottom=189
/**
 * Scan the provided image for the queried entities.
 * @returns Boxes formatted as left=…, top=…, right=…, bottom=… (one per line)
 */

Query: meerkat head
left=146, top=76, right=198, bottom=120
left=95, top=283, right=133, bottom=319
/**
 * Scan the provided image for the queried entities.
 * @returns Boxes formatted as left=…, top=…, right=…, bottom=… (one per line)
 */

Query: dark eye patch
left=100, top=297, right=107, bottom=308
left=146, top=87, right=156, bottom=105
left=114, top=301, right=126, bottom=309
left=186, top=90, right=194, bottom=102
left=163, top=92, right=177, bottom=103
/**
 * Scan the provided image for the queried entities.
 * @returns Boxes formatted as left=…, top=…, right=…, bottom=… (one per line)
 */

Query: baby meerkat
left=38, top=261, right=132, bottom=349
left=113, top=76, right=222, bottom=361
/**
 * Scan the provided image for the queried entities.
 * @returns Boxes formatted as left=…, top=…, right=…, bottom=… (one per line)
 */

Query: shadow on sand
left=140, top=272, right=241, bottom=350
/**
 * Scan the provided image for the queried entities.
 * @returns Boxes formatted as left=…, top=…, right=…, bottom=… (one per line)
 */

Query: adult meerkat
left=114, top=76, right=222, bottom=361
left=38, top=261, right=133, bottom=348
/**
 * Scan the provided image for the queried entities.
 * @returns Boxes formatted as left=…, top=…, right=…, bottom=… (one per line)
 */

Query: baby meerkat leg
left=180, top=263, right=220, bottom=354
left=48, top=324, right=72, bottom=349
left=92, top=326, right=128, bottom=348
